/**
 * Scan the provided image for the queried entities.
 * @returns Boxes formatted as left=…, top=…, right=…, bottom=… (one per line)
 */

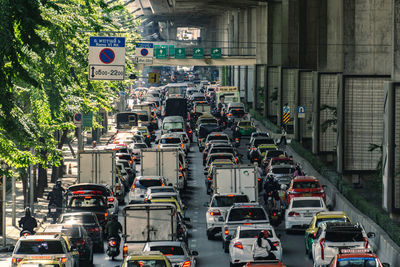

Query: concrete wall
left=298, top=71, right=313, bottom=139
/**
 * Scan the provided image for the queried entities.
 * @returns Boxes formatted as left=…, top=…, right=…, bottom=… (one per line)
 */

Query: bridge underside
left=147, top=57, right=256, bottom=66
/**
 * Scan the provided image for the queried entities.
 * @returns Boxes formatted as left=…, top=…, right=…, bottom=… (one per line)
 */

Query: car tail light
left=224, top=228, right=229, bottom=235
left=234, top=242, right=243, bottom=249
left=257, top=178, right=261, bottom=181
left=147, top=135, right=150, bottom=138
left=116, top=185, right=121, bottom=190
left=109, top=240, right=117, bottom=246
left=77, top=239, right=86, bottom=246
left=181, top=143, right=184, bottom=148
left=12, top=258, right=23, bottom=264
left=363, top=237, right=369, bottom=248
left=209, top=209, right=221, bottom=216
left=207, top=177, right=211, bottom=180
left=254, top=158, right=258, bottom=161
left=320, top=238, right=325, bottom=260
left=129, top=160, right=133, bottom=164
left=108, top=197, right=115, bottom=202
left=180, top=166, right=183, bottom=171
left=251, top=147, right=254, bottom=151
left=182, top=261, right=191, bottom=267
left=131, top=184, right=136, bottom=190
left=123, top=244, right=128, bottom=258
left=88, top=227, right=100, bottom=232
left=189, top=130, right=192, bottom=134
left=288, top=212, right=300, bottom=217
left=105, top=212, right=108, bottom=219
left=272, top=241, right=280, bottom=247
left=59, top=257, right=67, bottom=263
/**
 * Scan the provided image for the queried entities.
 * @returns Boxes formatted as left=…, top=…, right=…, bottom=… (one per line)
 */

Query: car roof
left=136, top=176, right=164, bottom=180
left=148, top=186, right=174, bottom=190
left=231, top=203, right=262, bottom=208
left=60, top=211, right=96, bottom=216
left=292, top=176, right=319, bottom=182
left=291, top=196, right=323, bottom=201
left=270, top=164, right=295, bottom=169
left=127, top=251, right=167, bottom=260
left=146, top=241, right=184, bottom=247
left=315, top=211, right=349, bottom=219
left=21, top=234, right=63, bottom=241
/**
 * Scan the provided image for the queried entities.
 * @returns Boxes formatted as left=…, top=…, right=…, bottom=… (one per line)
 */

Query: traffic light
left=148, top=72, right=159, bottom=84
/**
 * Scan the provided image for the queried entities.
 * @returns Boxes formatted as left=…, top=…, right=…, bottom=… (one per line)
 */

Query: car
left=143, top=241, right=198, bottom=267
left=205, top=193, right=250, bottom=239
left=262, top=150, right=287, bottom=167
left=132, top=126, right=152, bottom=146
left=145, top=186, right=177, bottom=201
left=285, top=197, right=328, bottom=233
left=197, top=124, right=221, bottom=149
left=145, top=192, right=184, bottom=210
left=128, top=142, right=148, bottom=162
left=116, top=162, right=131, bottom=192
left=286, top=176, right=326, bottom=205
left=171, top=131, right=190, bottom=153
left=328, top=248, right=390, bottom=267
left=312, top=222, right=376, bottom=266
left=256, top=144, right=278, bottom=158
left=236, top=120, right=257, bottom=136
left=200, top=132, right=230, bottom=151
left=223, top=203, right=270, bottom=253
left=264, top=156, right=295, bottom=173
left=58, top=211, right=104, bottom=252
left=304, top=211, right=351, bottom=258
left=248, top=137, right=276, bottom=159
left=205, top=153, right=238, bottom=172
left=203, top=144, right=237, bottom=165
left=42, top=223, right=94, bottom=265
left=129, top=176, right=167, bottom=204
left=229, top=225, right=282, bottom=266
left=149, top=197, right=185, bottom=217
left=250, top=131, right=270, bottom=140
left=157, top=134, right=185, bottom=150
left=11, top=234, right=79, bottom=267
left=267, top=164, right=296, bottom=186
left=116, top=158, right=136, bottom=185
left=121, top=251, right=172, bottom=267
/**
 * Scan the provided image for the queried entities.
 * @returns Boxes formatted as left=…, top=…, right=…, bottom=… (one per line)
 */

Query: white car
left=128, top=142, right=148, bottom=162
left=229, top=225, right=282, bottom=266
left=143, top=241, right=198, bottom=267
left=284, top=197, right=327, bottom=232
left=129, top=176, right=166, bottom=204
left=157, top=133, right=185, bottom=150
left=145, top=186, right=177, bottom=200
left=312, top=222, right=376, bottom=266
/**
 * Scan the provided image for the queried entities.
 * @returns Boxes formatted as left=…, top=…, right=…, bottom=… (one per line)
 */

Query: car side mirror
left=191, top=250, right=199, bottom=256
left=367, top=232, right=376, bottom=238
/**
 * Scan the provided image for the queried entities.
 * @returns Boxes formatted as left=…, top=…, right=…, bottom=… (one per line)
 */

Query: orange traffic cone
left=68, top=163, right=72, bottom=175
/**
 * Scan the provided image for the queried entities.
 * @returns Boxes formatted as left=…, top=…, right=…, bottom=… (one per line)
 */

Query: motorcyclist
left=47, top=180, right=65, bottom=210
left=233, top=126, right=241, bottom=141
left=293, top=165, right=304, bottom=177
left=252, top=230, right=276, bottom=261
left=263, top=175, right=280, bottom=209
left=19, top=207, right=37, bottom=234
left=105, top=214, right=123, bottom=244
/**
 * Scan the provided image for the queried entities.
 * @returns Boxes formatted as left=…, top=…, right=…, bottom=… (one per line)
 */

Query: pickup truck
left=222, top=203, right=270, bottom=253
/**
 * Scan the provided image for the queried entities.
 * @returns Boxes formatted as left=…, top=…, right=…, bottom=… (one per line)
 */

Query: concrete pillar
left=263, top=66, right=268, bottom=117
left=253, top=65, right=258, bottom=110
left=393, top=0, right=400, bottom=80
left=244, top=66, right=249, bottom=104
left=281, top=0, right=300, bottom=67
left=342, top=0, right=355, bottom=73
left=238, top=9, right=248, bottom=56
left=268, top=1, right=282, bottom=65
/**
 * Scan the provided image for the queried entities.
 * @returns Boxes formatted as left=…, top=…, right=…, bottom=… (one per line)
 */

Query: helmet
left=261, top=230, right=269, bottom=238
left=56, top=180, right=62, bottom=187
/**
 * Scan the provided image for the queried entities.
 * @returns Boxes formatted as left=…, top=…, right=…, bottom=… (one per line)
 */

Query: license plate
left=50, top=209, right=57, bottom=212
left=303, top=193, right=311, bottom=197
left=304, top=213, right=313, bottom=217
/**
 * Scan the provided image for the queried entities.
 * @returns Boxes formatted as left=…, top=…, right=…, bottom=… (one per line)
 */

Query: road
left=92, top=131, right=314, bottom=266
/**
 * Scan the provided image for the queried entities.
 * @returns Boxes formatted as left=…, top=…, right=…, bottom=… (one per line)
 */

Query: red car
left=328, top=249, right=390, bottom=267
left=286, top=176, right=326, bottom=204
left=265, top=156, right=295, bottom=174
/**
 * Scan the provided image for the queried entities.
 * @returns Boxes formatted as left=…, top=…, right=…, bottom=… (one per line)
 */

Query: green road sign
left=155, top=47, right=168, bottom=59
left=168, top=45, right=175, bottom=56
left=211, top=48, right=222, bottom=59
left=193, top=48, right=204, bottom=59
left=83, top=112, right=93, bottom=127
left=175, top=48, right=186, bottom=59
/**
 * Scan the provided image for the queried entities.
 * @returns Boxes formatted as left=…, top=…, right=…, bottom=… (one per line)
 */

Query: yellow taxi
left=132, top=126, right=151, bottom=145
left=257, top=144, right=278, bottom=157
left=122, top=251, right=172, bottom=267
left=304, top=211, right=351, bottom=258
left=17, top=258, right=63, bottom=266
left=149, top=197, right=184, bottom=216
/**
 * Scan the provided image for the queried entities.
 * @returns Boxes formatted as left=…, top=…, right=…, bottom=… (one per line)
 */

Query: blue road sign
left=90, top=36, right=125, bottom=47
left=298, top=106, right=305, bottom=113
left=283, top=106, right=290, bottom=113
left=136, top=42, right=154, bottom=48
left=74, top=113, right=82, bottom=122
left=99, top=48, right=115, bottom=64
left=140, top=48, right=149, bottom=56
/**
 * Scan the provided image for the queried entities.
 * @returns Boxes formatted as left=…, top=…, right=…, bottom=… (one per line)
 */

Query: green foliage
left=0, top=0, right=140, bottom=169
left=320, top=104, right=337, bottom=133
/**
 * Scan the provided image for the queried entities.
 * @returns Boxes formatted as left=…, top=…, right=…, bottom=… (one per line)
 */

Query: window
left=292, top=200, right=322, bottom=208
left=253, top=139, right=275, bottom=146
left=325, top=229, right=364, bottom=242
left=69, top=196, right=105, bottom=208
left=316, top=218, right=349, bottom=228
left=337, top=258, right=377, bottom=267
left=239, top=121, right=251, bottom=127
left=228, top=208, right=267, bottom=221
left=266, top=151, right=285, bottom=159
left=137, top=179, right=162, bottom=188
left=293, top=181, right=321, bottom=189
left=163, top=122, right=184, bottom=130
left=160, top=138, right=181, bottom=144
left=60, top=215, right=96, bottom=224
left=272, top=167, right=295, bottom=175
left=212, top=195, right=249, bottom=207
left=208, top=135, right=229, bottom=141
left=134, top=144, right=147, bottom=149
left=239, top=230, right=272, bottom=239
left=150, top=246, right=184, bottom=255
left=16, top=241, right=65, bottom=254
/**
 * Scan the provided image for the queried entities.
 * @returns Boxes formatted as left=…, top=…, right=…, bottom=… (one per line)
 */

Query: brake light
left=243, top=223, right=253, bottom=225
left=12, top=258, right=23, bottom=264
left=189, top=130, right=192, bottom=134
left=123, top=244, right=128, bottom=258
left=181, top=143, right=184, bottom=148
left=210, top=209, right=221, bottom=216
left=180, top=166, right=183, bottom=171
left=147, top=135, right=150, bottom=138
left=105, top=212, right=108, bottom=219
left=108, top=197, right=115, bottom=202
left=272, top=241, right=280, bottom=247
left=288, top=212, right=300, bottom=217
left=77, top=239, right=86, bottom=246
left=60, top=257, right=67, bottom=263
left=257, top=178, right=261, bottom=181
left=251, top=147, right=254, bottom=151
left=320, top=238, right=325, bottom=260
left=84, top=196, right=92, bottom=199
left=363, top=237, right=369, bottom=248
left=88, top=227, right=100, bottom=232
left=224, top=228, right=229, bottom=235
left=234, top=242, right=243, bottom=249
left=182, top=261, right=191, bottom=267
left=131, top=184, right=136, bottom=190
left=207, top=177, right=211, bottom=180
left=227, top=114, right=232, bottom=117
left=109, top=240, right=117, bottom=246
left=116, top=185, right=121, bottom=190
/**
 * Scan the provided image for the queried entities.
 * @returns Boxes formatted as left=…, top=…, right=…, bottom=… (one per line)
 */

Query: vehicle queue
left=11, top=79, right=390, bottom=267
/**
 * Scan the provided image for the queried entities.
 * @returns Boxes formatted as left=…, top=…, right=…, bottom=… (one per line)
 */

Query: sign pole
left=78, top=125, right=83, bottom=152
left=2, top=171, right=6, bottom=247
left=12, top=170, right=16, bottom=227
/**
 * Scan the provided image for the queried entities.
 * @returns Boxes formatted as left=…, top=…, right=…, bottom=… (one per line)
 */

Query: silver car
left=143, top=241, right=198, bottom=267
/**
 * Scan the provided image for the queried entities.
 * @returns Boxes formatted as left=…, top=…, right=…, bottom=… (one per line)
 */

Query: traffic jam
left=10, top=79, right=390, bottom=267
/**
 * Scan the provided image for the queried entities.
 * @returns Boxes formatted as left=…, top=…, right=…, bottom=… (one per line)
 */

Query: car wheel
left=206, top=231, right=213, bottom=240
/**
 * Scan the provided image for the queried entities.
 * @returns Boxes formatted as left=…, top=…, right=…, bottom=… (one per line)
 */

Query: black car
left=58, top=212, right=104, bottom=253
left=43, top=223, right=93, bottom=265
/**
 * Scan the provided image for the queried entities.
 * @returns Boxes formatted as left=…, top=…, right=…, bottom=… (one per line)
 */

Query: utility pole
left=12, top=170, right=16, bottom=227
left=2, top=170, right=6, bottom=247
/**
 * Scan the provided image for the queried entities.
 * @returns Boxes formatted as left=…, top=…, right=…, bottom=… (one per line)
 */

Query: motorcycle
left=270, top=208, right=283, bottom=227
left=107, top=236, right=120, bottom=260
left=20, top=229, right=34, bottom=237
left=48, top=204, right=59, bottom=224
left=234, top=137, right=240, bottom=147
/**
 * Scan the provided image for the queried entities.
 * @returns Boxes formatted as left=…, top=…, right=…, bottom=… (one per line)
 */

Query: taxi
left=17, top=258, right=63, bottom=266
left=328, top=249, right=390, bottom=267
left=122, top=251, right=172, bottom=267
left=132, top=126, right=151, bottom=146
left=257, top=144, right=278, bottom=158
left=304, top=211, right=351, bottom=258
left=236, top=120, right=257, bottom=136
left=149, top=197, right=185, bottom=216
left=245, top=260, right=286, bottom=267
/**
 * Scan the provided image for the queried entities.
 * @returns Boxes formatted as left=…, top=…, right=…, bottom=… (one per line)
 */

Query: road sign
left=88, top=65, right=124, bottom=80
left=298, top=106, right=306, bottom=118
left=135, top=57, right=153, bottom=64
left=193, top=48, right=204, bottom=59
left=89, top=36, right=125, bottom=80
left=136, top=43, right=153, bottom=57
left=283, top=105, right=291, bottom=124
left=211, top=48, right=222, bottom=59
left=83, top=112, right=93, bottom=128
left=148, top=72, right=160, bottom=84
left=168, top=45, right=175, bottom=56
left=155, top=47, right=168, bottom=59
left=73, top=113, right=82, bottom=125
left=175, top=48, right=186, bottom=59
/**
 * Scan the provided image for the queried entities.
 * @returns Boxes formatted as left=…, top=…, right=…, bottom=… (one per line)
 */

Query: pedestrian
left=280, top=126, right=287, bottom=145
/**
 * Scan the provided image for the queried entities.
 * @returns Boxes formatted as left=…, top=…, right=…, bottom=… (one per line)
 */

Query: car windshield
left=292, top=199, right=321, bottom=208
left=150, top=188, right=175, bottom=194
left=240, top=230, right=272, bottom=239
left=69, top=196, right=105, bottom=208
left=118, top=155, right=132, bottom=161
left=259, top=147, right=275, bottom=153
left=325, top=230, right=364, bottom=242
left=137, top=179, right=162, bottom=188
left=212, top=195, right=249, bottom=207
left=293, top=181, right=320, bottom=189
left=272, top=167, right=295, bottom=174
left=134, top=144, right=147, bottom=149
left=160, top=138, right=181, bottom=144
left=209, top=155, right=233, bottom=162
left=271, top=159, right=294, bottom=165
left=163, top=122, right=184, bottom=130
left=239, top=121, right=251, bottom=126
left=228, top=208, right=267, bottom=221
left=16, top=241, right=65, bottom=254
left=208, top=135, right=229, bottom=141
left=337, top=258, right=377, bottom=266
left=150, top=246, right=185, bottom=255
left=266, top=151, right=285, bottom=158
left=210, top=148, right=234, bottom=154
left=316, top=218, right=349, bottom=228
left=60, top=215, right=96, bottom=224
left=200, top=119, right=217, bottom=124
left=127, top=260, right=167, bottom=267
left=254, top=139, right=274, bottom=146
